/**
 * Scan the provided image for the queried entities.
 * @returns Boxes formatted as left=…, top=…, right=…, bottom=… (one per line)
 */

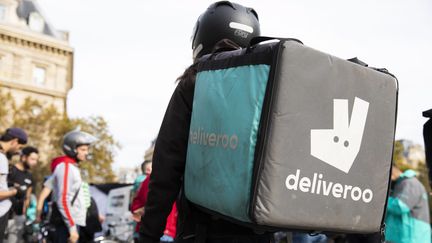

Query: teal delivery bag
left=185, top=38, right=398, bottom=233
left=185, top=43, right=276, bottom=222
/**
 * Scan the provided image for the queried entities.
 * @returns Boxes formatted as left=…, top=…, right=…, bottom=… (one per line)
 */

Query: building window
left=0, top=4, right=6, bottom=21
left=33, top=66, right=46, bottom=86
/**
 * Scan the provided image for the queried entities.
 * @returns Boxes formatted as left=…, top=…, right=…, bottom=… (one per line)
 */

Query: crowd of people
left=0, top=1, right=431, bottom=243
left=1, top=123, right=430, bottom=243
left=0, top=127, right=103, bottom=243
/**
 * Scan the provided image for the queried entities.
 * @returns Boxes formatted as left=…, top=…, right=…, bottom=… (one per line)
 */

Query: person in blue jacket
left=385, top=165, right=431, bottom=243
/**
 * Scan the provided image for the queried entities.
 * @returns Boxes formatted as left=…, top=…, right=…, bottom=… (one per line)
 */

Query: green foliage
left=0, top=91, right=15, bottom=126
left=0, top=90, right=119, bottom=192
left=393, top=140, right=406, bottom=169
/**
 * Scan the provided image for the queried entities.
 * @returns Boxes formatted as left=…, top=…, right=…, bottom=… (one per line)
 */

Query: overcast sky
left=37, top=0, right=432, bottom=169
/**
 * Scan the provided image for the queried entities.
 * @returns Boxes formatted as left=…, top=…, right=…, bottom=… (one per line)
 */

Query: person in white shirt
left=0, top=128, right=28, bottom=243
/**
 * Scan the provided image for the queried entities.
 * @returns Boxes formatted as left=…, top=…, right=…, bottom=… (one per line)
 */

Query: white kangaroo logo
left=311, top=97, right=369, bottom=173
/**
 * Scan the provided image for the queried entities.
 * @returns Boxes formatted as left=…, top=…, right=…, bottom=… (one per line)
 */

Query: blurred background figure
left=385, top=165, right=431, bottom=243
left=131, top=145, right=154, bottom=243
left=131, top=155, right=177, bottom=243
left=131, top=145, right=154, bottom=200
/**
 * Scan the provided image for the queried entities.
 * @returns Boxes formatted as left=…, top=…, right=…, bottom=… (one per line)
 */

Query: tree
left=0, top=91, right=15, bottom=127
left=393, top=140, right=413, bottom=171
left=0, top=90, right=119, bottom=191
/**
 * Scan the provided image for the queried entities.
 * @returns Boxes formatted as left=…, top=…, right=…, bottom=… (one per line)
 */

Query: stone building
left=0, top=0, right=73, bottom=114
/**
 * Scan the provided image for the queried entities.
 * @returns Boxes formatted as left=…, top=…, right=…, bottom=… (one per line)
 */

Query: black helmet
left=62, top=129, right=97, bottom=158
left=191, top=1, right=260, bottom=59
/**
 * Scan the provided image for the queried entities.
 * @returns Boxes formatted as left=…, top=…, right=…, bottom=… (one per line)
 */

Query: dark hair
left=176, top=63, right=198, bottom=84
left=21, top=146, right=39, bottom=157
left=177, top=39, right=241, bottom=83
left=0, top=134, right=25, bottom=144
left=141, top=160, right=152, bottom=173
left=0, top=134, right=13, bottom=142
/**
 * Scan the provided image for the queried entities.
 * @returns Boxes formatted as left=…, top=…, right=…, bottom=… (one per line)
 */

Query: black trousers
left=51, top=224, right=92, bottom=243
left=0, top=211, right=10, bottom=243
left=51, top=223, right=70, bottom=243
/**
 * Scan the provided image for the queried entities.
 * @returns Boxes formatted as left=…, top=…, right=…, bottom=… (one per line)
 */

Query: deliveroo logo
left=311, top=97, right=369, bottom=173
left=285, top=98, right=372, bottom=203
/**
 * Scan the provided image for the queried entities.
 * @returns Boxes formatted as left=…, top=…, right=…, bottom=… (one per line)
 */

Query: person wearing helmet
left=190, top=1, right=260, bottom=60
left=0, top=128, right=27, bottom=242
left=49, top=129, right=96, bottom=243
left=139, top=2, right=269, bottom=243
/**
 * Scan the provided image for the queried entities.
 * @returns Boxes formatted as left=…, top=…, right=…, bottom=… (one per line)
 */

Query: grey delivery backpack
left=185, top=37, right=398, bottom=234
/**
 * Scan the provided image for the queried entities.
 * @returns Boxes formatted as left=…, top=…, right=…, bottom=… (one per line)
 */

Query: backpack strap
left=71, top=183, right=81, bottom=206
left=246, top=36, right=303, bottom=54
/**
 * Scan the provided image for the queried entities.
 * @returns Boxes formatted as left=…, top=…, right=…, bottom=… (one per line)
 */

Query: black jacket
left=139, top=67, right=265, bottom=242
